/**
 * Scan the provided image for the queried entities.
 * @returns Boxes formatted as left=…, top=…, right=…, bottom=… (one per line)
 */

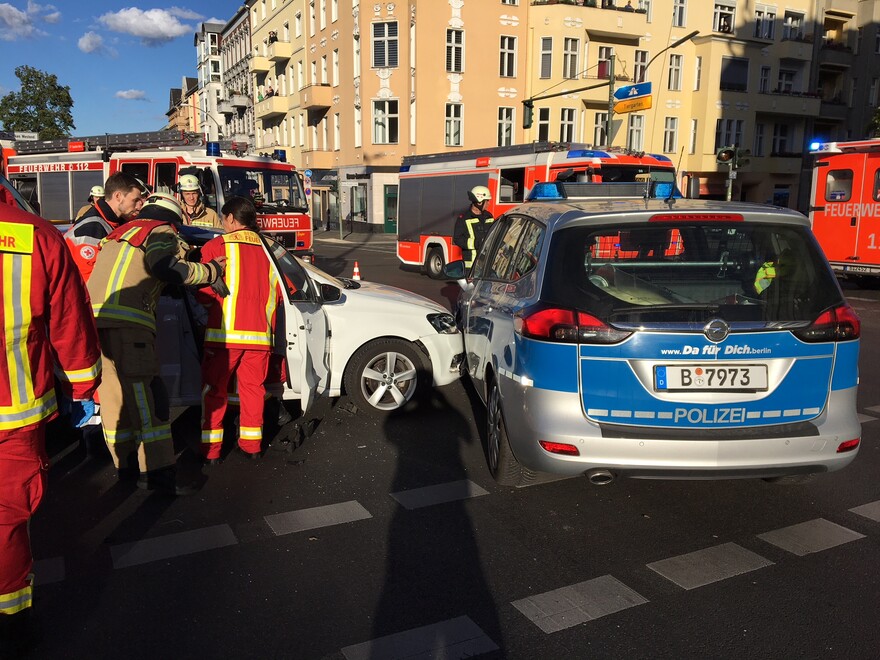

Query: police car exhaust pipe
left=586, top=468, right=616, bottom=486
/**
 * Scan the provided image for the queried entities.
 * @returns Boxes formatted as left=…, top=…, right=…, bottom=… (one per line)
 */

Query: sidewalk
left=313, top=229, right=397, bottom=246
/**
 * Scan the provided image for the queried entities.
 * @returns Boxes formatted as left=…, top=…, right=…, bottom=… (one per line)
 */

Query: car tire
left=344, top=339, right=429, bottom=414
left=425, top=247, right=445, bottom=280
left=486, top=378, right=524, bottom=487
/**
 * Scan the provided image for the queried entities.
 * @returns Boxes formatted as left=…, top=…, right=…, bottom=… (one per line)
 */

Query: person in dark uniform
left=453, top=185, right=494, bottom=268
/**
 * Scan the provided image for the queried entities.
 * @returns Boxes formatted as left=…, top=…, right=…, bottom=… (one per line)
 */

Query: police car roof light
left=206, top=142, right=222, bottom=157
left=649, top=213, right=744, bottom=222
left=528, top=181, right=566, bottom=201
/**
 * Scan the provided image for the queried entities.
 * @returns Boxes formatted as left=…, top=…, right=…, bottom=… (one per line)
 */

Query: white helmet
left=89, top=185, right=104, bottom=199
left=142, top=192, right=184, bottom=222
left=468, top=185, right=491, bottom=205
left=178, top=174, right=201, bottom=192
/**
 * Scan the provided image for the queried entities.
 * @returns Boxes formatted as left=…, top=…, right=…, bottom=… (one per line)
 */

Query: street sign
left=304, top=169, right=313, bottom=178
left=613, top=82, right=652, bottom=101
left=613, top=95, right=653, bottom=114
left=14, top=131, right=38, bottom=141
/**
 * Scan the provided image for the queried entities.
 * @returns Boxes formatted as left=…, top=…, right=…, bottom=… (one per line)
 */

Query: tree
left=868, top=107, right=880, bottom=138
left=0, top=65, right=74, bottom=139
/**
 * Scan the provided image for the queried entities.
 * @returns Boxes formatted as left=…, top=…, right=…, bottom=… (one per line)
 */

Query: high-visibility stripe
left=204, top=329, right=272, bottom=346
left=103, top=238, right=139, bottom=306
left=223, top=241, right=241, bottom=335
left=0, top=585, right=33, bottom=614
left=240, top=426, right=262, bottom=440
left=265, top=266, right=279, bottom=334
left=0, top=390, right=56, bottom=431
left=92, top=303, right=156, bottom=330
left=201, top=429, right=224, bottom=445
left=59, top=358, right=102, bottom=384
left=103, top=427, right=134, bottom=444
left=140, top=424, right=172, bottom=444
left=3, top=251, right=35, bottom=406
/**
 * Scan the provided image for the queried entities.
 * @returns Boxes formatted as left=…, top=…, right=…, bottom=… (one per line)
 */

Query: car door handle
left=300, top=319, right=312, bottom=331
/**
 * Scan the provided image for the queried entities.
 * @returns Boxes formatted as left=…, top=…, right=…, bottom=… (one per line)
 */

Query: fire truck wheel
left=425, top=247, right=445, bottom=280
left=854, top=275, right=880, bottom=290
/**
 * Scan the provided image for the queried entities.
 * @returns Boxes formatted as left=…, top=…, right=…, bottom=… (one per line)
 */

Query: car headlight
left=427, top=312, right=459, bottom=334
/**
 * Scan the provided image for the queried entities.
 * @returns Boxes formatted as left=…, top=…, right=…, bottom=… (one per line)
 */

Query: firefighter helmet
left=89, top=185, right=104, bottom=199
left=142, top=193, right=184, bottom=223
left=468, top=185, right=491, bottom=205
left=178, top=174, right=201, bottom=192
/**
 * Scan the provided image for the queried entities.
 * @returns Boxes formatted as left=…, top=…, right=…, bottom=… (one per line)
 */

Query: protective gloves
left=67, top=399, right=97, bottom=428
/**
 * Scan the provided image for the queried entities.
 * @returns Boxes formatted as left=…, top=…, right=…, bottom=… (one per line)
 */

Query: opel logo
left=704, top=318, right=730, bottom=343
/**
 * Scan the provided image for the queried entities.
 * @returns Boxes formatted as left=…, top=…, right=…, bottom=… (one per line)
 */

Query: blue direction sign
left=613, top=81, right=652, bottom=101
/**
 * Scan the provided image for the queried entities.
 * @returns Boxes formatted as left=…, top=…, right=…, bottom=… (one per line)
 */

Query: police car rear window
left=542, top=222, right=842, bottom=324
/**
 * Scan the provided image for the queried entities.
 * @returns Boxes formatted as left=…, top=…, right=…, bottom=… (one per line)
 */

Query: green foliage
left=867, top=107, right=880, bottom=138
left=0, top=65, right=75, bottom=139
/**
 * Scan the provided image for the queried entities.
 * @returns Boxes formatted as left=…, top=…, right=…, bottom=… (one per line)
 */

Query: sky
left=0, top=1, right=243, bottom=136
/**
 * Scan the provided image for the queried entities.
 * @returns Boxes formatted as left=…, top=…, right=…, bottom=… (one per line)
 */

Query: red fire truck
left=4, top=130, right=314, bottom=260
left=809, top=139, right=880, bottom=286
left=397, top=141, right=678, bottom=278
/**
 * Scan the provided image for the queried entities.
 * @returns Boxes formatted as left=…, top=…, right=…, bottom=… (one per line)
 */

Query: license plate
left=655, top=364, right=768, bottom=392
left=843, top=265, right=874, bottom=273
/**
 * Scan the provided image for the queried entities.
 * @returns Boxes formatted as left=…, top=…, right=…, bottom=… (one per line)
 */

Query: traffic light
left=523, top=100, right=534, bottom=129
left=716, top=146, right=736, bottom=164
left=735, top=148, right=751, bottom=168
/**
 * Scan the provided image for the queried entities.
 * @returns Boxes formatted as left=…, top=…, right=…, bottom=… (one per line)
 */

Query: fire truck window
left=154, top=163, right=177, bottom=195
left=120, top=163, right=149, bottom=187
left=873, top=169, right=880, bottom=201
left=499, top=168, right=525, bottom=203
left=824, top=169, right=852, bottom=202
left=200, top=167, right=218, bottom=210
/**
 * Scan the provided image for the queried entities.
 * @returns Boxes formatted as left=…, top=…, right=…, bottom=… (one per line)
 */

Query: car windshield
left=218, top=165, right=308, bottom=212
left=542, top=221, right=844, bottom=325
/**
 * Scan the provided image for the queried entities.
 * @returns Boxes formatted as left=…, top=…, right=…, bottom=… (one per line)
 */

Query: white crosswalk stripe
left=647, top=542, right=773, bottom=590
left=757, top=518, right=865, bottom=556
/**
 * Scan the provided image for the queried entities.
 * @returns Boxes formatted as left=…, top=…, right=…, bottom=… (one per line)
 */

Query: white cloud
left=98, top=7, right=196, bottom=45
left=168, top=6, right=203, bottom=21
left=42, top=10, right=59, bottom=23
left=77, top=30, right=102, bottom=53
left=115, top=89, right=148, bottom=101
left=0, top=3, right=37, bottom=40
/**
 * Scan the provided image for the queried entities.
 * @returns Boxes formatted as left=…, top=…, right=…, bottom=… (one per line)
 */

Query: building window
left=598, top=46, right=613, bottom=79
left=540, top=38, right=552, bottom=78
left=319, top=0, right=326, bottom=30
left=563, top=38, right=579, bottom=80
left=308, top=1, right=315, bottom=35
left=498, top=107, right=514, bottom=146
left=627, top=114, right=644, bottom=151
left=754, top=7, right=775, bottom=40
left=673, top=0, right=686, bottom=27
left=714, top=2, right=734, bottom=33
left=850, top=78, right=857, bottom=107
left=445, top=103, right=463, bottom=146
left=594, top=112, right=607, bottom=146
left=373, top=99, right=399, bottom=144
left=759, top=66, right=770, bottom=93
left=501, top=0, right=518, bottom=4
left=331, top=0, right=338, bottom=23
left=689, top=118, right=697, bottom=154
left=777, top=69, right=795, bottom=93
left=663, top=117, right=678, bottom=153
left=753, top=123, right=765, bottom=156
left=693, top=56, right=702, bottom=90
left=295, top=12, right=302, bottom=38
left=500, top=36, right=517, bottom=77
left=870, top=78, right=878, bottom=106
left=446, top=29, right=464, bottom=73
left=772, top=123, right=789, bottom=154
left=634, top=50, right=648, bottom=83
left=310, top=60, right=317, bottom=85
left=354, top=105, right=362, bottom=147
left=332, top=50, right=339, bottom=86
left=714, top=118, right=744, bottom=150
left=321, top=55, right=328, bottom=84
left=782, top=11, right=803, bottom=40
left=537, top=107, right=550, bottom=142
left=559, top=108, right=575, bottom=142
left=875, top=28, right=880, bottom=54
left=372, top=22, right=399, bottom=68
left=856, top=27, right=863, bottom=55
left=720, top=57, right=748, bottom=92
left=667, top=54, right=682, bottom=91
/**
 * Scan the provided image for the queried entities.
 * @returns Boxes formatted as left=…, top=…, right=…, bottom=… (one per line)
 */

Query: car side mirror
left=321, top=283, right=342, bottom=302
left=443, top=260, right=466, bottom=279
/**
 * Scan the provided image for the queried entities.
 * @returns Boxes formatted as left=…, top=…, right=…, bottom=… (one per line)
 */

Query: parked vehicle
left=4, top=130, right=314, bottom=260
left=809, top=139, right=880, bottom=287
left=397, top=141, right=677, bottom=278
left=447, top=184, right=861, bottom=486
left=159, top=226, right=464, bottom=415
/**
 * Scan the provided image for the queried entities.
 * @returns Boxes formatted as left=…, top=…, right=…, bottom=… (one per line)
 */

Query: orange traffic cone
left=352, top=261, right=361, bottom=280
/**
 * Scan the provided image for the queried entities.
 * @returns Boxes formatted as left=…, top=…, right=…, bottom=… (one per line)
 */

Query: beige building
left=235, top=0, right=880, bottom=230
left=219, top=7, right=256, bottom=149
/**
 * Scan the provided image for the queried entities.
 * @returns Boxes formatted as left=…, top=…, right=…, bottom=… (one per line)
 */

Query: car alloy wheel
left=345, top=339, right=427, bottom=413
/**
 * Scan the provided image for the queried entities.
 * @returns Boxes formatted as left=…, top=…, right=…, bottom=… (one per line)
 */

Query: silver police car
left=447, top=187, right=860, bottom=487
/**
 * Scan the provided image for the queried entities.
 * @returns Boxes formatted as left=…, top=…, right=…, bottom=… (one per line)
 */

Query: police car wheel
left=486, top=379, right=523, bottom=487
left=425, top=247, right=445, bottom=280
left=344, top=339, right=429, bottom=414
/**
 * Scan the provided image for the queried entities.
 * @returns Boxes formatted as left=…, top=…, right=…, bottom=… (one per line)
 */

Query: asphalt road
left=26, top=234, right=880, bottom=659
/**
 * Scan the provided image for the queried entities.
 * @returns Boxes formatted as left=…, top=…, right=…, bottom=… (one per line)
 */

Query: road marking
left=511, top=575, right=648, bottom=633
left=857, top=413, right=877, bottom=424
left=647, top=542, right=773, bottom=590
left=110, top=524, right=238, bottom=569
left=866, top=405, right=880, bottom=414
left=340, top=615, right=498, bottom=660
left=850, top=500, right=880, bottom=522
left=264, top=500, right=372, bottom=536
left=757, top=518, right=865, bottom=556
left=33, top=557, right=65, bottom=585
left=390, top=479, right=489, bottom=510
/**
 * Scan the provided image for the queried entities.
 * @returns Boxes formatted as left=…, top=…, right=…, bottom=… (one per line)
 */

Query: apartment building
left=219, top=7, right=255, bottom=149
left=194, top=22, right=226, bottom=141
left=232, top=0, right=879, bottom=230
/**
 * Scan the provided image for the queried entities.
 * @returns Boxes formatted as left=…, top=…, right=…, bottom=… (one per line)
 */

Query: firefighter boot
left=137, top=466, right=198, bottom=496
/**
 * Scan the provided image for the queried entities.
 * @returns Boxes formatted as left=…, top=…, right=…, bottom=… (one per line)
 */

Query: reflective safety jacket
left=63, top=199, right=123, bottom=282
left=453, top=207, right=494, bottom=266
left=88, top=219, right=220, bottom=333
left=198, top=229, right=282, bottom=350
left=0, top=205, right=101, bottom=430
left=183, top=202, right=222, bottom=230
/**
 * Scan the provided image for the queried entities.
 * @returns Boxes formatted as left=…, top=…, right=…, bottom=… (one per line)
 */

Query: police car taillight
left=793, top=304, right=860, bottom=343
left=514, top=305, right=631, bottom=344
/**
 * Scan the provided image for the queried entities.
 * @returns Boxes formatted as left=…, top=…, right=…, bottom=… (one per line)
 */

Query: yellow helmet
left=178, top=174, right=201, bottom=192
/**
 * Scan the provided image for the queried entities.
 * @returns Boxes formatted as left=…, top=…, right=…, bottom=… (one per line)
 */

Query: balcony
left=255, top=95, right=288, bottom=119
left=217, top=100, right=234, bottom=115
left=231, top=94, right=250, bottom=108
left=818, top=100, right=849, bottom=121
left=249, top=56, right=271, bottom=73
left=776, top=37, right=813, bottom=61
left=818, top=43, right=853, bottom=69
left=531, top=0, right=647, bottom=43
left=302, top=149, right=337, bottom=169
left=752, top=90, right=820, bottom=116
left=267, top=40, right=293, bottom=62
left=302, top=84, right=333, bottom=110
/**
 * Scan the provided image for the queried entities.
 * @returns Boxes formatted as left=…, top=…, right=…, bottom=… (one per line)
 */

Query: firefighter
left=178, top=173, right=222, bottom=229
left=64, top=172, right=147, bottom=281
left=197, top=196, right=282, bottom=463
left=453, top=185, right=494, bottom=268
left=88, top=193, right=227, bottom=495
left=74, top=184, right=104, bottom=221
left=0, top=204, right=101, bottom=655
